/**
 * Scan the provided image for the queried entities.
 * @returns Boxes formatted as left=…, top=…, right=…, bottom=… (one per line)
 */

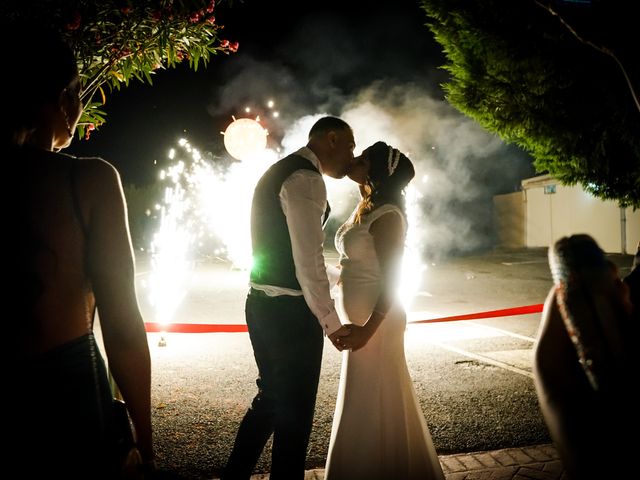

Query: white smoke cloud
left=268, top=80, right=529, bottom=260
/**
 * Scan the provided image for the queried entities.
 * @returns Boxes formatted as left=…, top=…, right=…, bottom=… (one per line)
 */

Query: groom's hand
left=329, top=325, right=351, bottom=351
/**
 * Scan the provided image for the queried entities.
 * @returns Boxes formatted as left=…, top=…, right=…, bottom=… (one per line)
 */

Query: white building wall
left=524, top=184, right=552, bottom=247
left=625, top=208, right=640, bottom=253
left=522, top=174, right=640, bottom=253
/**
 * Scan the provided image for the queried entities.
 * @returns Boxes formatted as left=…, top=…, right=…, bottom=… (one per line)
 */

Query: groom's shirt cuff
left=318, top=311, right=342, bottom=336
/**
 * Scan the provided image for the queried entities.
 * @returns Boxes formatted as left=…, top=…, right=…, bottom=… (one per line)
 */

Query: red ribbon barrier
left=408, top=303, right=544, bottom=324
left=143, top=303, right=544, bottom=333
left=145, top=323, right=248, bottom=333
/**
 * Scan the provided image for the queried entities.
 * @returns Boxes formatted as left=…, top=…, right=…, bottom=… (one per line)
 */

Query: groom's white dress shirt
left=249, top=146, right=342, bottom=336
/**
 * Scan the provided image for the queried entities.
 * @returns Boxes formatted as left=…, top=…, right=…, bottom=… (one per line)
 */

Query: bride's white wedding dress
left=325, top=204, right=444, bottom=480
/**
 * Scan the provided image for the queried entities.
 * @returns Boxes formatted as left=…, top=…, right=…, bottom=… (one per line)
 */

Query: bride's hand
left=347, top=325, right=372, bottom=352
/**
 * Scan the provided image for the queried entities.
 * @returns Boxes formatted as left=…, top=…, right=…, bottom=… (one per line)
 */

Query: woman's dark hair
left=2, top=21, right=78, bottom=143
left=355, top=141, right=415, bottom=222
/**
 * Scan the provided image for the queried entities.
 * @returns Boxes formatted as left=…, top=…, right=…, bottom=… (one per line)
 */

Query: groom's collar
left=294, top=146, right=323, bottom=174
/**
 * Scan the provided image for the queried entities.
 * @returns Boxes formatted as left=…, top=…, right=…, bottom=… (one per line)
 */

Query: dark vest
left=250, top=154, right=330, bottom=289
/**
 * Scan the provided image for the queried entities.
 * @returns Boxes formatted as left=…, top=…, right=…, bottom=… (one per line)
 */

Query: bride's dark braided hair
left=355, top=141, right=415, bottom=223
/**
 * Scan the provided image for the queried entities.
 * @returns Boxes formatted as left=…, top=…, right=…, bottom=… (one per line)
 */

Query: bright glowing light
left=223, top=118, right=268, bottom=161
left=399, top=185, right=426, bottom=310
left=148, top=137, right=278, bottom=327
left=267, top=100, right=274, bottom=108
left=148, top=180, right=192, bottom=325
left=197, top=148, right=277, bottom=269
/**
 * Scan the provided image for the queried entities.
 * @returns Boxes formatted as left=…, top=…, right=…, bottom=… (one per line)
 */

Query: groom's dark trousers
left=222, top=288, right=324, bottom=480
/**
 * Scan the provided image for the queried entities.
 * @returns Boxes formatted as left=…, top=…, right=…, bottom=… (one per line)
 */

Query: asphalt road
left=120, top=247, right=634, bottom=479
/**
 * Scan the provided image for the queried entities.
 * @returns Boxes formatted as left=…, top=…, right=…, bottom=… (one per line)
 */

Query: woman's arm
left=83, top=158, right=154, bottom=463
left=350, top=210, right=405, bottom=351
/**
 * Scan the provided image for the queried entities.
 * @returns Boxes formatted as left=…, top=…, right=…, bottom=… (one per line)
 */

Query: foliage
left=3, top=0, right=238, bottom=140
left=420, top=0, right=640, bottom=207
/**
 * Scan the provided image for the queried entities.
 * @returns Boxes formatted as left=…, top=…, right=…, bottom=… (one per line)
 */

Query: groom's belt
left=249, top=287, right=271, bottom=298
left=249, top=287, right=304, bottom=298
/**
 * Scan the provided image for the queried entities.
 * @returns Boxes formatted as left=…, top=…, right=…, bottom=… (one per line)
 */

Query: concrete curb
left=440, top=444, right=566, bottom=479
left=212, top=443, right=566, bottom=480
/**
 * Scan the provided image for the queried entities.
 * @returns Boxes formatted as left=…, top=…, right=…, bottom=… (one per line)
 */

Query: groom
left=222, top=116, right=358, bottom=479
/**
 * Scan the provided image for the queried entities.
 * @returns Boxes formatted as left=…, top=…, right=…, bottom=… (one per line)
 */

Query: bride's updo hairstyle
left=355, top=141, right=415, bottom=223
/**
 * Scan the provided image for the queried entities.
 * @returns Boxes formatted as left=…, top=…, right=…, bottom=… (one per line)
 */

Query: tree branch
left=534, top=0, right=640, bottom=114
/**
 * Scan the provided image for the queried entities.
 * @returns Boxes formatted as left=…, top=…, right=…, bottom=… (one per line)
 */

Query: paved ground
left=134, top=247, right=635, bottom=479
left=211, top=444, right=566, bottom=479
left=439, top=444, right=565, bottom=480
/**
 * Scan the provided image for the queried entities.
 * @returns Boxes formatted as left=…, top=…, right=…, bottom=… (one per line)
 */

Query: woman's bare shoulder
left=73, top=156, right=119, bottom=176
left=70, top=156, right=122, bottom=191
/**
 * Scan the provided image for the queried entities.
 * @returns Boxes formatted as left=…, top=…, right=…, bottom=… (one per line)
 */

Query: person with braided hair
left=533, top=234, right=636, bottom=479
left=324, top=142, right=445, bottom=479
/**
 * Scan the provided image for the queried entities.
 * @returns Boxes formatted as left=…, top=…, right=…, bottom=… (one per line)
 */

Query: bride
left=325, top=142, right=444, bottom=479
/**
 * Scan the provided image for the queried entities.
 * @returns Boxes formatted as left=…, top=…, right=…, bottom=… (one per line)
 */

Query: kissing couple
left=221, top=116, right=445, bottom=480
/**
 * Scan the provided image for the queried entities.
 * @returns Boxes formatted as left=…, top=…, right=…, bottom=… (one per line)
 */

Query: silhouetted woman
left=534, top=234, right=636, bottom=478
left=4, top=22, right=154, bottom=478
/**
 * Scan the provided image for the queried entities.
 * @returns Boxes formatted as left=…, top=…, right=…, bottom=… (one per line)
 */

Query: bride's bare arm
left=350, top=211, right=405, bottom=351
